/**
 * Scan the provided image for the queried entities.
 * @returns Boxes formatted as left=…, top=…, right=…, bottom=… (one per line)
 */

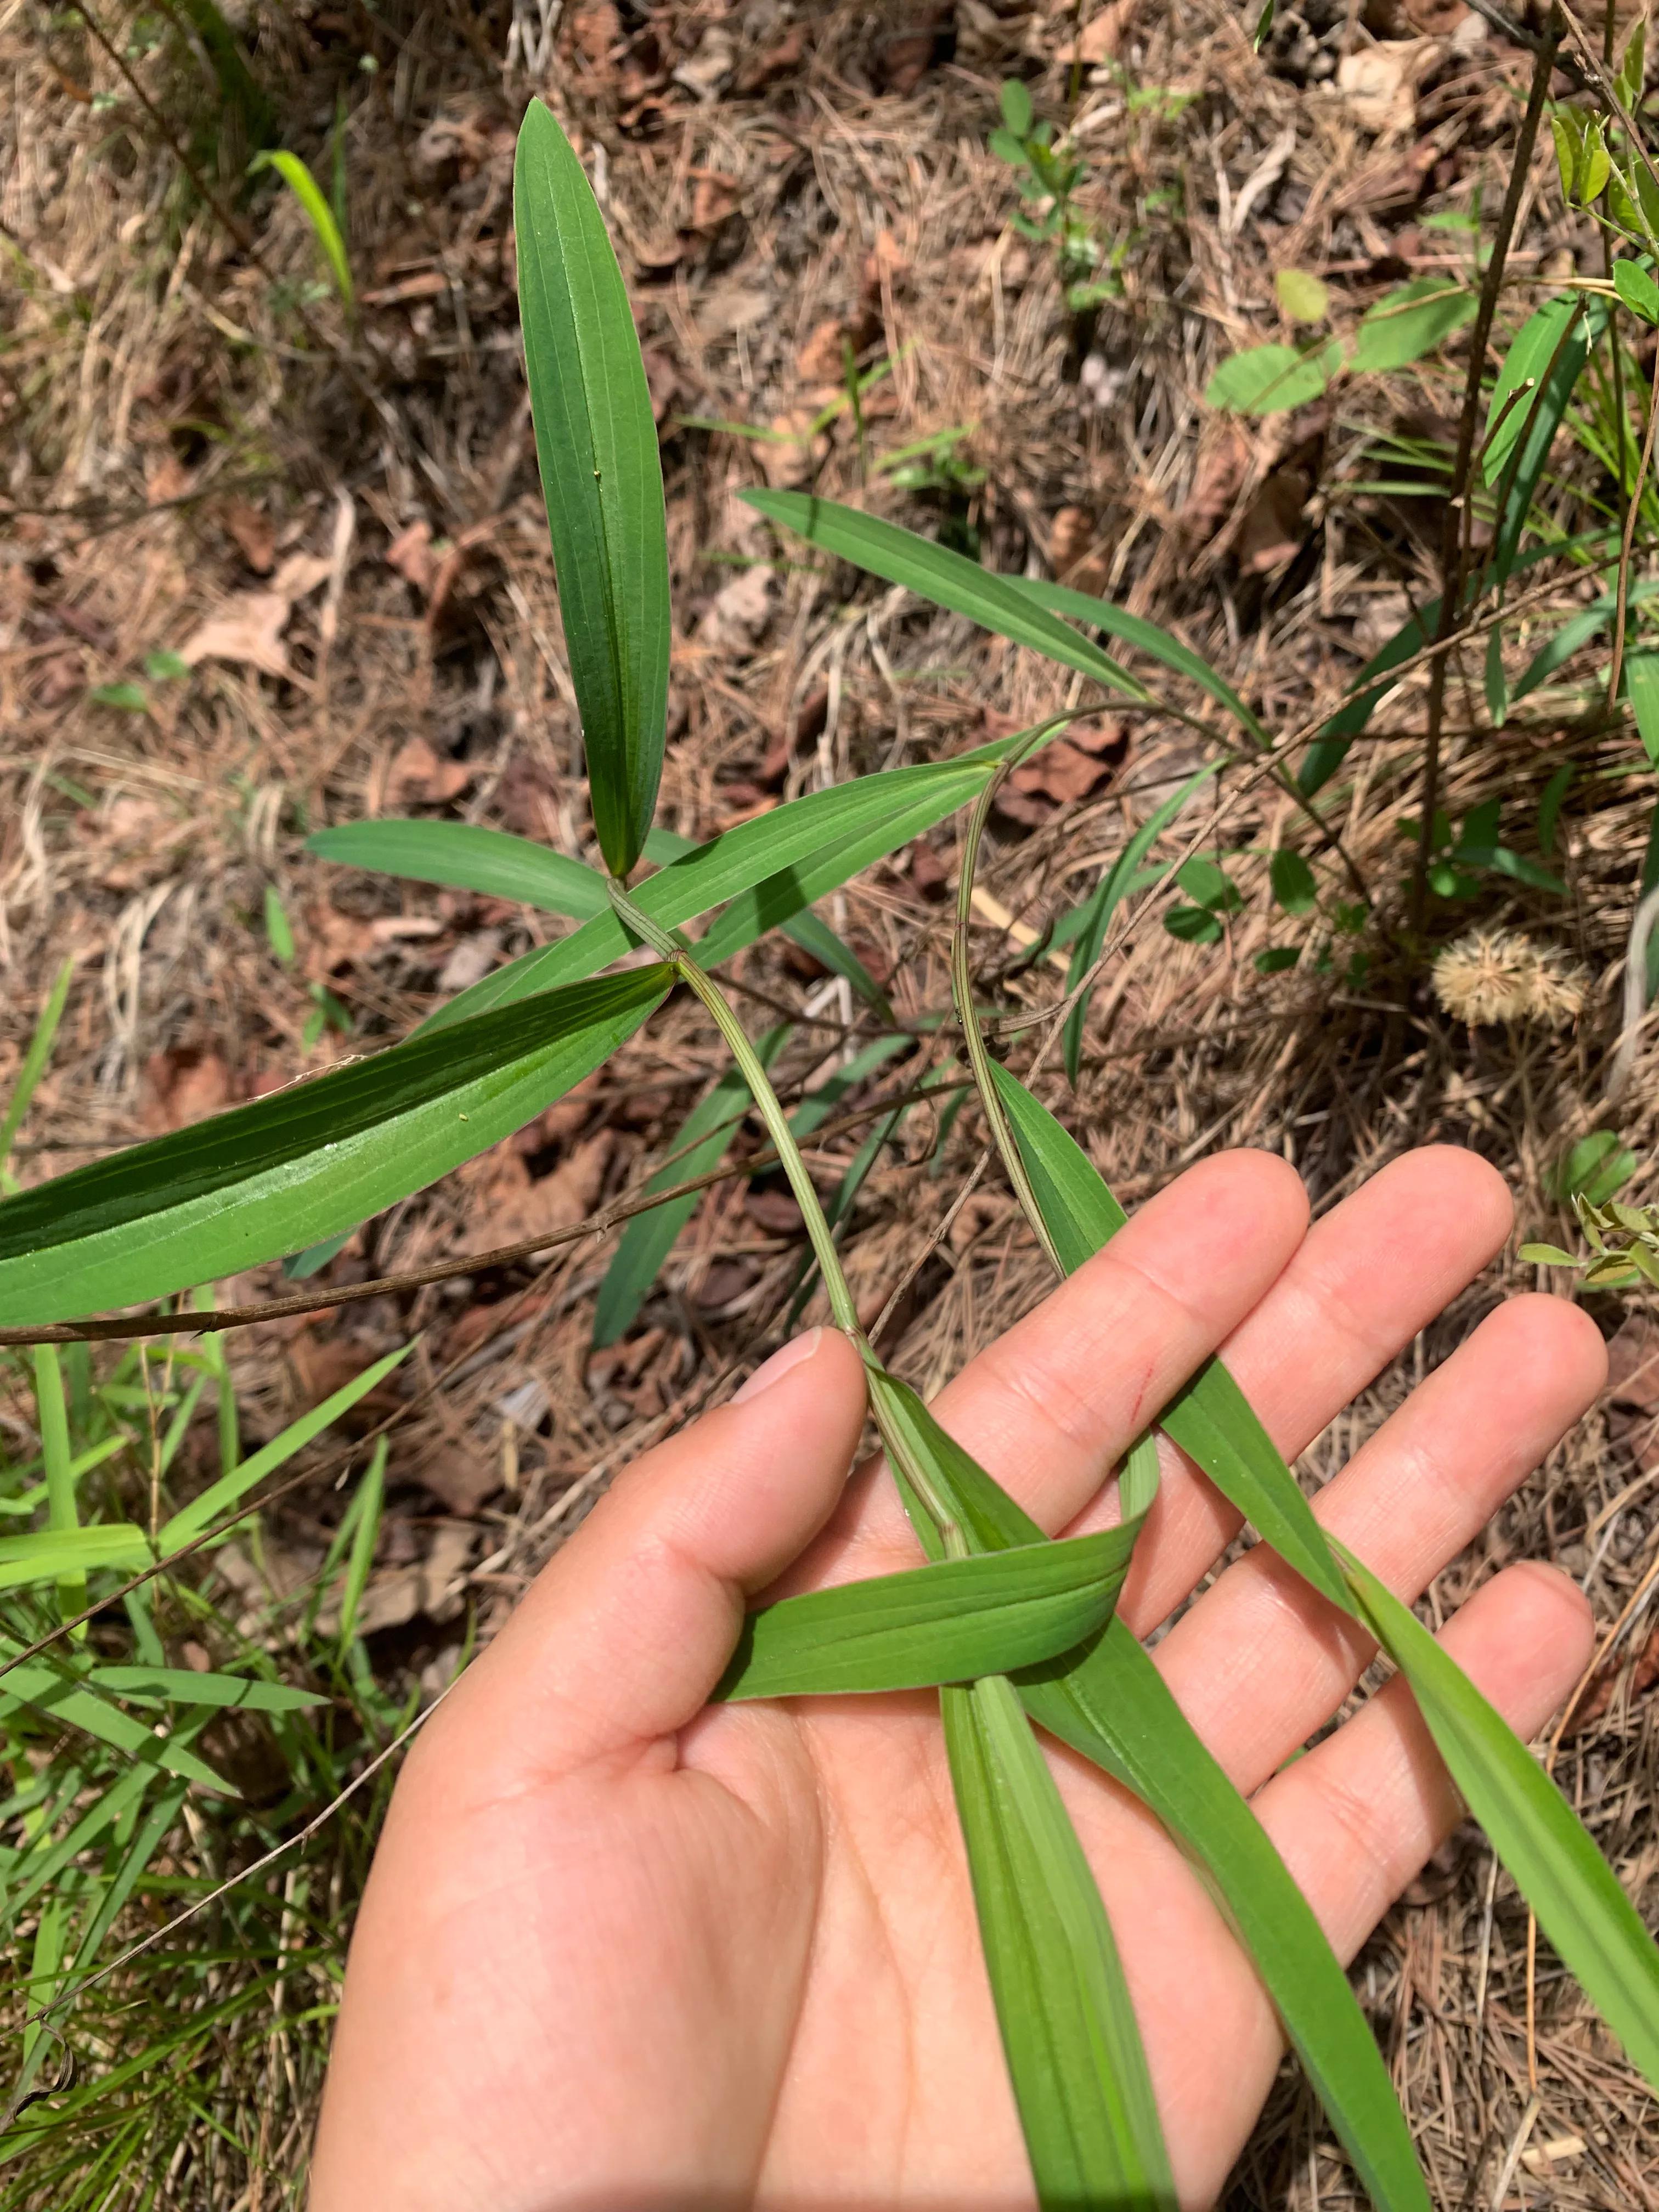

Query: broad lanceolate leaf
left=308, top=820, right=610, bottom=918
left=985, top=1064, right=1351, bottom=1612
left=741, top=489, right=1152, bottom=702
left=871, top=1298, right=1431, bottom=2212
left=1342, top=1544, right=1659, bottom=2093
left=1061, top=764, right=1218, bottom=1086
left=943, top=1672, right=1176, bottom=2210
left=0, top=968, right=670, bottom=1325
left=1205, top=341, right=1341, bottom=416
left=713, top=1529, right=1135, bottom=1701
left=864, top=1365, right=1172, bottom=2206
left=594, top=1027, right=788, bottom=1349
left=1347, top=278, right=1474, bottom=375
left=417, top=751, right=1012, bottom=1033
left=997, top=579, right=1270, bottom=746
left=645, top=827, right=892, bottom=1016
left=515, top=99, right=670, bottom=878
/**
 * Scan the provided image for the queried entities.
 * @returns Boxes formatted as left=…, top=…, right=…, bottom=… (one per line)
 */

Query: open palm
left=311, top=1146, right=1600, bottom=2211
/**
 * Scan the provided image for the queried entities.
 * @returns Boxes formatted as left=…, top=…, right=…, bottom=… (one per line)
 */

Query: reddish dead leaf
left=1180, top=427, right=1251, bottom=547
left=222, top=500, right=276, bottom=574
left=876, top=15, right=951, bottom=94
left=737, top=25, right=806, bottom=92
left=798, top=319, right=853, bottom=383
left=456, top=1132, right=612, bottom=1259
left=861, top=229, right=909, bottom=304
left=758, top=408, right=826, bottom=490
left=693, top=1259, right=755, bottom=1311
left=387, top=735, right=473, bottom=808
left=386, top=520, right=437, bottom=595
left=996, top=721, right=1128, bottom=823
left=1051, top=506, right=1112, bottom=595
left=1566, top=1618, right=1659, bottom=1735
left=910, top=840, right=950, bottom=901
left=746, top=1188, right=804, bottom=1236
left=641, top=346, right=679, bottom=425
left=1066, top=1, right=1137, bottom=61
left=690, top=169, right=741, bottom=230
left=494, top=751, right=563, bottom=842
left=1237, top=468, right=1310, bottom=575
left=442, top=1289, right=553, bottom=1361
left=145, top=451, right=192, bottom=504
left=140, top=1047, right=234, bottom=1133
left=571, top=2, right=621, bottom=69
left=1608, top=1320, right=1659, bottom=1414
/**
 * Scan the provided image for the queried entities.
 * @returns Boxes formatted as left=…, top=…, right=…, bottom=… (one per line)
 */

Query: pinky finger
left=1249, top=1562, right=1594, bottom=1966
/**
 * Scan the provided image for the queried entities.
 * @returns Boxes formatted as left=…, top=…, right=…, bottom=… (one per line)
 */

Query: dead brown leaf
left=140, top=1047, right=234, bottom=1133
left=387, top=735, right=473, bottom=807
left=222, top=499, right=276, bottom=574
left=690, top=169, right=741, bottom=230
left=455, top=1131, right=612, bottom=1257
left=386, top=520, right=437, bottom=595
left=1237, top=468, right=1311, bottom=574
left=1338, top=42, right=1426, bottom=135
left=180, top=552, right=332, bottom=681
left=1608, top=1319, right=1659, bottom=1414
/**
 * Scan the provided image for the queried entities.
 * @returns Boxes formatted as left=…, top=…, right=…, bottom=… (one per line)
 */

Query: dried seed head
left=1430, top=927, right=1589, bottom=1029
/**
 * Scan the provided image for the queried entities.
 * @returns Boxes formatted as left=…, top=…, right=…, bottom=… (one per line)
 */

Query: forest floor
left=5, top=0, right=1659, bottom=2202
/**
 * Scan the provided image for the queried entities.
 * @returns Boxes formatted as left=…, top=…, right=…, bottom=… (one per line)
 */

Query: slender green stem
left=950, top=737, right=1065, bottom=1278
left=1410, top=11, right=1561, bottom=933
left=605, top=877, right=966, bottom=1542
left=608, top=880, right=862, bottom=1334
left=32, top=1346, right=86, bottom=1639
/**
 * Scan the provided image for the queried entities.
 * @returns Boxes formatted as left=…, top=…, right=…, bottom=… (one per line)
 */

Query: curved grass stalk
left=604, top=874, right=1176, bottom=2204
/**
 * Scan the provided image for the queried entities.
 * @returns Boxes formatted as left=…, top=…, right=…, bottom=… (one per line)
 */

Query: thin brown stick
left=1410, top=9, right=1563, bottom=933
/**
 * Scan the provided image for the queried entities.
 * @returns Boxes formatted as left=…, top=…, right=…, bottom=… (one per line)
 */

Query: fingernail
left=733, top=1328, right=823, bottom=1404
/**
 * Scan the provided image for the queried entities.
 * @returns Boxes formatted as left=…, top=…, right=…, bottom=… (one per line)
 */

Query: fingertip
left=1488, top=1289, right=1609, bottom=1409
left=1378, top=1142, right=1514, bottom=1252
left=1504, top=1557, right=1596, bottom=1673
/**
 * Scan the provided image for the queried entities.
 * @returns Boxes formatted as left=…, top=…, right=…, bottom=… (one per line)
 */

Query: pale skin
left=311, top=1146, right=1604, bottom=2211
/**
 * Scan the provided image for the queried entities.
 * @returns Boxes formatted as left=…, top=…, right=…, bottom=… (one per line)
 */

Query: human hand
left=309, top=1146, right=1600, bottom=2211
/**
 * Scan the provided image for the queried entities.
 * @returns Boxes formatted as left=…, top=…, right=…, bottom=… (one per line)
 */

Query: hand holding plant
left=309, top=1145, right=1597, bottom=2210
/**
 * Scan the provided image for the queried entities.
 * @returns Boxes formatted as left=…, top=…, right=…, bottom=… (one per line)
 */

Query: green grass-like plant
left=3, top=93, right=1658, bottom=2207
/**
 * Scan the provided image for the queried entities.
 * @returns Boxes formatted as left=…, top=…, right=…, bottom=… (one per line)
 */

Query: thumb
left=433, top=1326, right=867, bottom=1776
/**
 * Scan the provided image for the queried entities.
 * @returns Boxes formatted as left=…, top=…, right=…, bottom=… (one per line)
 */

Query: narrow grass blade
left=0, top=968, right=670, bottom=1325
left=515, top=99, right=670, bottom=877
left=1061, top=765, right=1217, bottom=1085
left=250, top=150, right=353, bottom=308
left=871, top=1364, right=1430, bottom=2212
left=159, top=1342, right=412, bottom=1550
left=83, top=1668, right=324, bottom=1713
left=943, top=1672, right=1176, bottom=2211
left=336, top=1436, right=387, bottom=1651
left=1341, top=1543, right=1659, bottom=2091
left=32, top=1344, right=87, bottom=1630
left=0, top=1525, right=153, bottom=1591
left=743, top=489, right=1152, bottom=702
left=594, top=1026, right=788, bottom=1348
left=1011, top=576, right=1271, bottom=746
left=0, top=1648, right=226, bottom=1793
left=715, top=1530, right=1135, bottom=1701
left=985, top=1064, right=1351, bottom=1612
left=0, top=956, right=74, bottom=1172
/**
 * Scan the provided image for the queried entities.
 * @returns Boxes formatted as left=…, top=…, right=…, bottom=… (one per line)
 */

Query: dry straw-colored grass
left=6, top=0, right=1659, bottom=2199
